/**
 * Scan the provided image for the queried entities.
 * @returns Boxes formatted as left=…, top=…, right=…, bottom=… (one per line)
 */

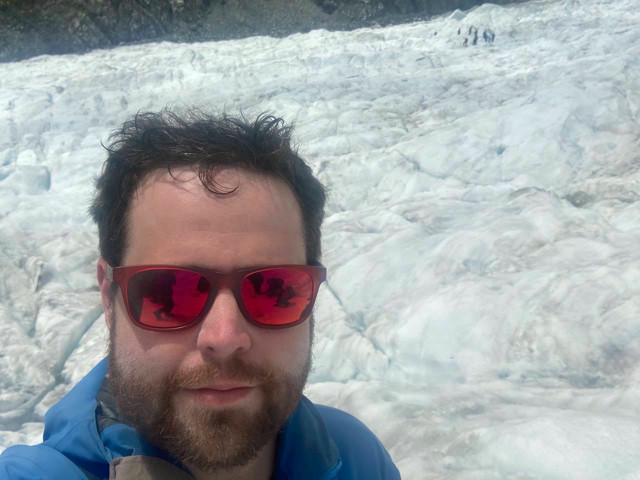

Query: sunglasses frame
left=106, top=263, right=327, bottom=331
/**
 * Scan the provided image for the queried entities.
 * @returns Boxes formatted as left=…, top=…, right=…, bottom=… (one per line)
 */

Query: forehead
left=123, top=167, right=306, bottom=268
left=134, top=167, right=300, bottom=222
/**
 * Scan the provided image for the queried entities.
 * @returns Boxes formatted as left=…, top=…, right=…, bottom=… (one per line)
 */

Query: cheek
left=260, top=323, right=311, bottom=367
left=110, top=301, right=191, bottom=378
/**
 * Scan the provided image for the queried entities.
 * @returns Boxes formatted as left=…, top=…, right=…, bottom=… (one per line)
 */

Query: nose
left=196, top=288, right=252, bottom=358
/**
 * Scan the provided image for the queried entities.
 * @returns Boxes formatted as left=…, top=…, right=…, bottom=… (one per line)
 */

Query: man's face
left=98, top=167, right=311, bottom=474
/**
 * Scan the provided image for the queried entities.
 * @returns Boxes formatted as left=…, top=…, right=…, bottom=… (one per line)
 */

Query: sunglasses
left=106, top=264, right=326, bottom=331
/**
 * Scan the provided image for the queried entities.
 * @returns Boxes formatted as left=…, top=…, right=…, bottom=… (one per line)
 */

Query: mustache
left=167, top=357, right=276, bottom=390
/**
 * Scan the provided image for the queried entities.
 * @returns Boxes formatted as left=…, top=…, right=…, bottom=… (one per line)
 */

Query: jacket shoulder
left=0, top=444, right=89, bottom=480
left=314, top=405, right=401, bottom=479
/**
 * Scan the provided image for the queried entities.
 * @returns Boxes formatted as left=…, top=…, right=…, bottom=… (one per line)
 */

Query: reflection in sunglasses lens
left=129, top=269, right=208, bottom=327
left=241, top=269, right=313, bottom=325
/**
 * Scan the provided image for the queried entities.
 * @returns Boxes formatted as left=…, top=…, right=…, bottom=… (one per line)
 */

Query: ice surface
left=1, top=0, right=640, bottom=477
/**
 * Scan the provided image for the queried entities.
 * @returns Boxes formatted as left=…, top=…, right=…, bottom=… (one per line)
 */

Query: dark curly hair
left=89, top=108, right=326, bottom=271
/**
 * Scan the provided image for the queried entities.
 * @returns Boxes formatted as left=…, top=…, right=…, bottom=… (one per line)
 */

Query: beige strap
left=109, top=455, right=194, bottom=480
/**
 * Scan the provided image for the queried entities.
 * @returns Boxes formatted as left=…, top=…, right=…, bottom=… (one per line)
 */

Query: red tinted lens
left=127, top=268, right=209, bottom=328
left=241, top=268, right=314, bottom=326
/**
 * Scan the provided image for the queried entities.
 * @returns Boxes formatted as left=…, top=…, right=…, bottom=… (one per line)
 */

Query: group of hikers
left=458, top=25, right=496, bottom=47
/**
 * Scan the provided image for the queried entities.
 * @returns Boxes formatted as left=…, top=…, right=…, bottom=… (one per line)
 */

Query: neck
left=189, top=437, right=276, bottom=480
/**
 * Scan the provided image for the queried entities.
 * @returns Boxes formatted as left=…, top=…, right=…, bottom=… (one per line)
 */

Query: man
left=0, top=109, right=400, bottom=479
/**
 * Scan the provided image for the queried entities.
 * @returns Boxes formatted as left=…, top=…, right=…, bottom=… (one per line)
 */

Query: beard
left=107, top=324, right=311, bottom=474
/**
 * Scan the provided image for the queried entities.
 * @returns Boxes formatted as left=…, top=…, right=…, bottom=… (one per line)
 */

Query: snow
left=1, top=0, right=640, bottom=477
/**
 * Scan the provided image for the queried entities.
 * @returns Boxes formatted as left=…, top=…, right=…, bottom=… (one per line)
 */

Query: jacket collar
left=43, top=358, right=341, bottom=479
left=275, top=397, right=341, bottom=479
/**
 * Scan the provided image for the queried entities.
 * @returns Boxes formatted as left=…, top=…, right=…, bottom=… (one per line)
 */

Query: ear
left=97, top=258, right=115, bottom=329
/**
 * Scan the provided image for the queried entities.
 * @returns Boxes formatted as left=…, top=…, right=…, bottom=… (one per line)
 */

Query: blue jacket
left=0, top=359, right=400, bottom=479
